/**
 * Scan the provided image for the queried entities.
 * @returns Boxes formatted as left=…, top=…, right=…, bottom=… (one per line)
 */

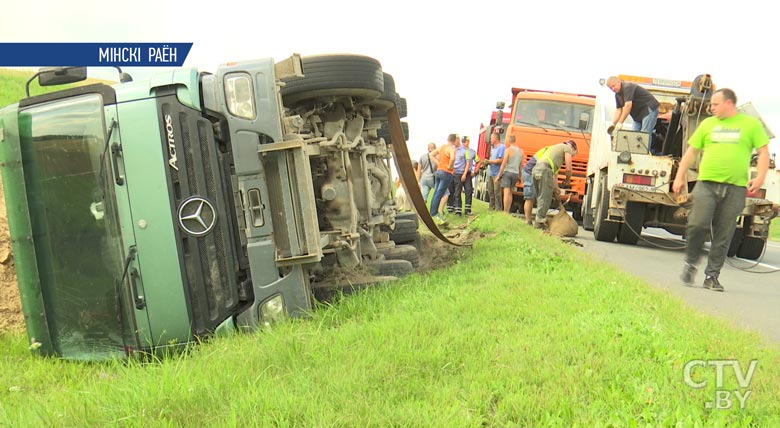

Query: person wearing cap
left=606, top=76, right=660, bottom=135
left=531, top=140, right=578, bottom=229
left=461, top=136, right=478, bottom=215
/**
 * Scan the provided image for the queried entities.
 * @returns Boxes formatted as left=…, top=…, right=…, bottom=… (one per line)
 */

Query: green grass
left=770, top=217, right=780, bottom=241
left=0, top=68, right=112, bottom=108
left=2, top=202, right=779, bottom=427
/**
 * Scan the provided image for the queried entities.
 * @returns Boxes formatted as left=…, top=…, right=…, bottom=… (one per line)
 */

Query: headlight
left=224, top=73, right=256, bottom=120
left=260, top=294, right=287, bottom=326
left=617, top=151, right=632, bottom=164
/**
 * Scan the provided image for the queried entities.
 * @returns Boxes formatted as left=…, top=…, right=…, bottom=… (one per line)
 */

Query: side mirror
left=38, top=66, right=88, bottom=86
left=578, top=112, right=590, bottom=130
left=26, top=66, right=88, bottom=97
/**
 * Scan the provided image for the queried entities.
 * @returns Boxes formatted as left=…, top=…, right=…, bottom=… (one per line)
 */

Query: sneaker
left=433, top=215, right=447, bottom=226
left=703, top=276, right=724, bottom=292
left=680, top=263, right=697, bottom=286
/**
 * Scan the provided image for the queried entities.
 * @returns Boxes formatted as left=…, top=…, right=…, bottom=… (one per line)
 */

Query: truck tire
left=379, top=244, right=419, bottom=267
left=593, top=174, right=618, bottom=242
left=617, top=202, right=645, bottom=245
left=365, top=259, right=414, bottom=278
left=371, top=73, right=397, bottom=114
left=378, top=121, right=409, bottom=143
left=397, top=97, right=407, bottom=118
left=736, top=236, right=766, bottom=260
left=388, top=219, right=418, bottom=244
left=280, top=54, right=384, bottom=106
left=570, top=203, right=583, bottom=223
left=582, top=176, right=595, bottom=231
left=727, top=226, right=744, bottom=257
left=395, top=212, right=419, bottom=228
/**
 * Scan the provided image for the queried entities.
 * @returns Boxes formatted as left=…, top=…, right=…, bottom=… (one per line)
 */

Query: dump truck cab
left=1, top=54, right=417, bottom=360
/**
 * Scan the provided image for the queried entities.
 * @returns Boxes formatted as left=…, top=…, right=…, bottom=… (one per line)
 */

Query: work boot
left=680, top=263, right=697, bottom=286
left=703, top=276, right=724, bottom=292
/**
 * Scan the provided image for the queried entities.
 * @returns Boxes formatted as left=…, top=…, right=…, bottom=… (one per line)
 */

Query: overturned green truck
left=0, top=54, right=418, bottom=360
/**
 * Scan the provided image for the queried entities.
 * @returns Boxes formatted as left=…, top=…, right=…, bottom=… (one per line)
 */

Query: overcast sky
left=3, top=0, right=778, bottom=159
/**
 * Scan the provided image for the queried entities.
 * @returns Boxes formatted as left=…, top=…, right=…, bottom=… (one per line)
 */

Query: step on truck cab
left=0, top=54, right=419, bottom=360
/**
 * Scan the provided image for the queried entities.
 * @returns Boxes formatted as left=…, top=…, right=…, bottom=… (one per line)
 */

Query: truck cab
left=0, top=54, right=418, bottom=360
left=505, top=88, right=595, bottom=217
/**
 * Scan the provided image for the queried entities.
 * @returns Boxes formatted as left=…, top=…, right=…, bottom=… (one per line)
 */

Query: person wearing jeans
left=429, top=134, right=457, bottom=221
left=606, top=76, right=660, bottom=134
left=674, top=88, right=770, bottom=292
left=416, top=142, right=437, bottom=206
left=485, top=132, right=505, bottom=211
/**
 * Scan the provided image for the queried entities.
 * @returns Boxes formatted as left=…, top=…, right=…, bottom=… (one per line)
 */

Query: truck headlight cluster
left=225, top=73, right=256, bottom=120
left=260, top=294, right=287, bottom=326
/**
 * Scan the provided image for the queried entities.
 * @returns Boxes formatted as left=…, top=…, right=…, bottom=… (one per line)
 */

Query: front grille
left=159, top=95, right=239, bottom=335
left=572, top=159, right=588, bottom=176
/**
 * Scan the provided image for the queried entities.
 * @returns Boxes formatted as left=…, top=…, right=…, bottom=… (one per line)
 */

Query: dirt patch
left=0, top=177, right=24, bottom=333
left=416, top=220, right=484, bottom=274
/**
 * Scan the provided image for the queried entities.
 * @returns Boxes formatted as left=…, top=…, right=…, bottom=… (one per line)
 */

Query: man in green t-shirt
left=673, top=88, right=770, bottom=291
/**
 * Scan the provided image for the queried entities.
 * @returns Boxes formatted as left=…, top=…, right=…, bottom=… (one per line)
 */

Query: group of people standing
left=404, top=78, right=769, bottom=294
left=484, top=133, right=577, bottom=228
left=415, top=134, right=479, bottom=224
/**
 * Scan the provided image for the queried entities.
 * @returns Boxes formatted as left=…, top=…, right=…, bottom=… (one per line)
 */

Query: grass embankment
left=771, top=217, right=780, bottom=241
left=0, top=68, right=112, bottom=108
left=2, top=208, right=780, bottom=427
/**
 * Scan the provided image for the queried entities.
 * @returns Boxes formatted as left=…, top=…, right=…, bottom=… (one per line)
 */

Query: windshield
left=20, top=94, right=128, bottom=359
left=513, top=99, right=594, bottom=133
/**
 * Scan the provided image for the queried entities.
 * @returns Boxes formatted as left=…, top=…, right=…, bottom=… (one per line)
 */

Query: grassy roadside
left=2, top=207, right=779, bottom=427
left=770, top=217, right=779, bottom=241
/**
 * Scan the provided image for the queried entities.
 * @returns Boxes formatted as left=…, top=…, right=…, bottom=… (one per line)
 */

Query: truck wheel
left=510, top=196, right=523, bottom=214
left=379, top=244, right=419, bottom=267
left=280, top=54, right=384, bottom=106
left=365, top=259, right=414, bottom=278
left=736, top=236, right=766, bottom=260
left=727, top=226, right=744, bottom=257
left=371, top=73, right=397, bottom=115
left=616, top=202, right=645, bottom=245
left=388, top=219, right=418, bottom=244
left=571, top=203, right=583, bottom=223
left=582, top=177, right=595, bottom=231
left=397, top=97, right=408, bottom=118
left=395, top=212, right=420, bottom=228
left=377, top=121, right=409, bottom=143
left=593, top=174, right=618, bottom=242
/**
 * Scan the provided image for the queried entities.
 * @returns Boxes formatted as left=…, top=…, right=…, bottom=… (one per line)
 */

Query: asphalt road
left=574, top=225, right=780, bottom=345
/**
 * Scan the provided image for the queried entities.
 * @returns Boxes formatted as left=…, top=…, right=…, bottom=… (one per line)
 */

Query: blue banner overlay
left=0, top=43, right=193, bottom=66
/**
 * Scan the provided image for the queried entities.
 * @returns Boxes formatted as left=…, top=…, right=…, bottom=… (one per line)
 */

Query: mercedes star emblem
left=177, top=196, right=217, bottom=236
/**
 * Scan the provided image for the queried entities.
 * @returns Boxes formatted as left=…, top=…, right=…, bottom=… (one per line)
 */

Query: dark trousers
left=487, top=175, right=503, bottom=211
left=463, top=172, right=474, bottom=214
left=685, top=181, right=746, bottom=278
left=449, top=171, right=466, bottom=214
